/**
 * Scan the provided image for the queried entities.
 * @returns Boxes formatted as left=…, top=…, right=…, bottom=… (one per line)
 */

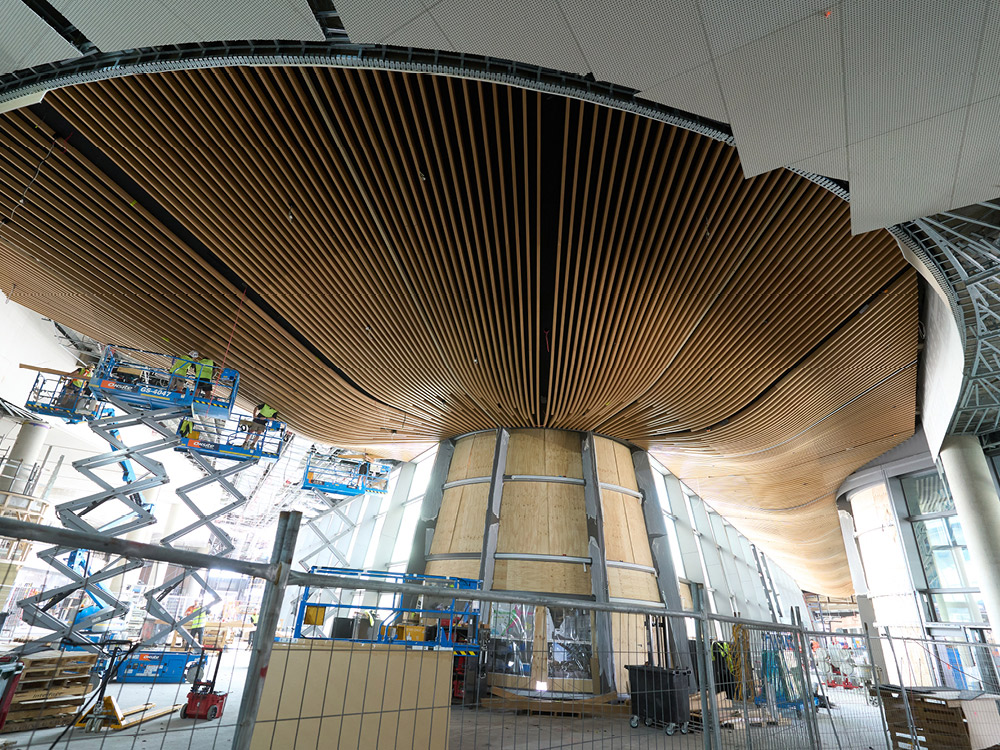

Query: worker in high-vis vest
left=193, top=355, right=215, bottom=397
left=185, top=601, right=207, bottom=642
left=169, top=350, right=197, bottom=392
left=245, top=403, right=278, bottom=450
left=59, top=365, right=93, bottom=408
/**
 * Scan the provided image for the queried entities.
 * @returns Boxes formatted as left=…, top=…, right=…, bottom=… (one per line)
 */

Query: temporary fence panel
left=0, top=559, right=265, bottom=749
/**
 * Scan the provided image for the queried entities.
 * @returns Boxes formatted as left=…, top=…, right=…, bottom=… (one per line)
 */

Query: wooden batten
left=0, top=66, right=919, bottom=592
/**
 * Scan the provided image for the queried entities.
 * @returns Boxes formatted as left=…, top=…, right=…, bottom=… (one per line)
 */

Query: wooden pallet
left=5, top=650, right=96, bottom=723
left=0, top=714, right=76, bottom=734
left=6, top=697, right=85, bottom=723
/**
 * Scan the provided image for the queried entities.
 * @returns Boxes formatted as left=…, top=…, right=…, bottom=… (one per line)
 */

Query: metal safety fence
left=1, top=514, right=999, bottom=749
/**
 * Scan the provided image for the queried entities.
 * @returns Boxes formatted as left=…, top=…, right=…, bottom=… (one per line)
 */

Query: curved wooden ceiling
left=0, top=67, right=918, bottom=594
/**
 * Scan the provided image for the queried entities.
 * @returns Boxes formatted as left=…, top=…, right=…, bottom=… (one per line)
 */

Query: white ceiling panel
left=849, top=109, right=966, bottom=234
left=970, top=0, right=1000, bottom=103
left=50, top=0, right=325, bottom=51
left=790, top=147, right=848, bottom=182
left=382, top=11, right=453, bottom=50
left=952, top=95, right=1000, bottom=209
left=335, top=0, right=427, bottom=45
left=0, top=0, right=81, bottom=77
left=560, top=0, right=709, bottom=91
left=428, top=0, right=590, bottom=75
left=640, top=61, right=727, bottom=123
left=698, top=0, right=834, bottom=58
left=716, top=11, right=845, bottom=177
left=842, top=0, right=988, bottom=144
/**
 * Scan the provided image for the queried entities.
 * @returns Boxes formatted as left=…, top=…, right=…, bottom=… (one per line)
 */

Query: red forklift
left=180, top=648, right=227, bottom=720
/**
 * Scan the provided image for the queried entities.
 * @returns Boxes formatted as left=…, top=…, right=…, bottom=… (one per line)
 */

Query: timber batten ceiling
left=0, top=67, right=918, bottom=594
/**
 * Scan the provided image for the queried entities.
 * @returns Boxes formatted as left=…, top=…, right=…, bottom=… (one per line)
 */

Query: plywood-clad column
left=493, top=429, right=589, bottom=595
left=422, top=432, right=495, bottom=582
left=411, top=429, right=672, bottom=696
left=594, top=436, right=663, bottom=692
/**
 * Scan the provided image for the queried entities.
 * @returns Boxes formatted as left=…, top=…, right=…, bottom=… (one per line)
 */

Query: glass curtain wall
left=647, top=456, right=808, bottom=626
left=897, top=470, right=985, bottom=626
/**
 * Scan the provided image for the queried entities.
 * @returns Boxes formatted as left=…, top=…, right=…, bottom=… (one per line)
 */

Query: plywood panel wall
left=594, top=437, right=639, bottom=492
left=425, top=558, right=481, bottom=581
left=496, top=483, right=588, bottom=557
left=492, top=560, right=592, bottom=595
left=252, top=641, right=452, bottom=750
left=430, top=484, right=490, bottom=556
left=506, top=429, right=583, bottom=478
left=447, top=433, right=496, bottom=482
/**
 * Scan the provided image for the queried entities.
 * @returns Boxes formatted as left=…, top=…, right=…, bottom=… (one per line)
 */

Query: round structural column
left=0, top=420, right=50, bottom=495
left=939, top=435, right=1000, bottom=632
left=413, top=428, right=670, bottom=694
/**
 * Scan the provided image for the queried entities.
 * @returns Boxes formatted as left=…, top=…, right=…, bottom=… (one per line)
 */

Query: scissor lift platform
left=88, top=347, right=239, bottom=418
left=302, top=448, right=392, bottom=496
left=177, top=415, right=290, bottom=462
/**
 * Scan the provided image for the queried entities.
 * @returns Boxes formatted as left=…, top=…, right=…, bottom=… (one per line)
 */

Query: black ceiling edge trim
left=652, top=266, right=915, bottom=439
left=0, top=41, right=734, bottom=145
left=28, top=99, right=396, bottom=410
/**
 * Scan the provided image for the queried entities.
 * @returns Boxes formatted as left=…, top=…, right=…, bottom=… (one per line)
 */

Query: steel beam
left=0, top=515, right=274, bottom=579
left=233, top=511, right=301, bottom=750
left=581, top=432, right=615, bottom=693
left=632, top=450, right=693, bottom=672
left=405, top=440, right=455, bottom=577
left=479, top=428, right=509, bottom=590
left=287, top=570, right=692, bottom=618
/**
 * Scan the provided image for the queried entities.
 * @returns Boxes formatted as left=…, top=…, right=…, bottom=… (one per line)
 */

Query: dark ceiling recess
left=0, top=66, right=917, bottom=593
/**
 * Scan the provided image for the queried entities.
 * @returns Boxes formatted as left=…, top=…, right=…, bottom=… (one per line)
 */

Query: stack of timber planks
left=1, top=651, right=96, bottom=733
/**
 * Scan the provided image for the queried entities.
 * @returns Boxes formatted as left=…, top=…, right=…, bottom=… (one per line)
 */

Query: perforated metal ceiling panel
left=428, top=0, right=590, bottom=75
left=381, top=12, right=452, bottom=49
left=697, top=0, right=833, bottom=57
left=0, top=0, right=81, bottom=77
left=335, top=0, right=427, bottom=44
left=640, top=61, right=727, bottom=122
left=561, top=0, right=709, bottom=91
left=842, top=0, right=986, bottom=145
left=971, top=0, right=1000, bottom=103
left=849, top=108, right=967, bottom=234
left=952, top=96, right=1000, bottom=209
left=49, top=0, right=325, bottom=50
left=717, top=11, right=844, bottom=177
left=790, top=147, right=848, bottom=182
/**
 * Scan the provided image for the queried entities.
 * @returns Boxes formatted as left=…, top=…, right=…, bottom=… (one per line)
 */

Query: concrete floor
left=3, top=653, right=893, bottom=750
left=6, top=648, right=251, bottom=750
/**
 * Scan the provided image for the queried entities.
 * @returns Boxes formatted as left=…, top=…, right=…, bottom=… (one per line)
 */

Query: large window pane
left=901, top=471, right=953, bottom=515
left=928, top=592, right=986, bottom=624
left=912, top=517, right=972, bottom=590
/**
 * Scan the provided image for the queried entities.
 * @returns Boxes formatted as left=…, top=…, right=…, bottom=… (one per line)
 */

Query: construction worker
left=58, top=364, right=93, bottom=409
left=244, top=403, right=278, bottom=449
left=247, top=612, right=258, bottom=648
left=185, top=600, right=207, bottom=643
left=193, top=355, right=215, bottom=397
left=169, top=350, right=197, bottom=392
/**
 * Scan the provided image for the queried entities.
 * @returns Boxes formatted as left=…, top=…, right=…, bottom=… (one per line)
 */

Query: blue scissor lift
left=294, top=567, right=481, bottom=656
left=301, top=448, right=392, bottom=496
left=296, top=449, right=393, bottom=571
left=17, top=345, right=289, bottom=659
